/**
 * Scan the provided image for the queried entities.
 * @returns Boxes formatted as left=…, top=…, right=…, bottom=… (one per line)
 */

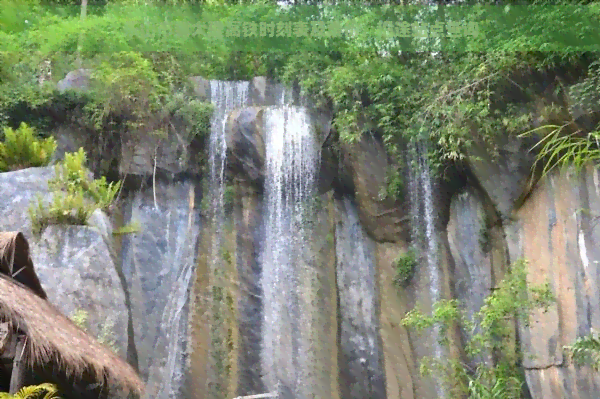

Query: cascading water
left=209, top=80, right=250, bottom=228
left=207, top=80, right=249, bottom=397
left=408, top=141, right=445, bottom=397
left=260, top=102, right=319, bottom=399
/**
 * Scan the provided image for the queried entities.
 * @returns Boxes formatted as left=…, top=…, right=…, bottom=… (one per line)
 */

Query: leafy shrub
left=565, top=331, right=600, bottom=370
left=393, top=248, right=417, bottom=287
left=402, top=259, right=554, bottom=399
left=0, top=122, right=56, bottom=172
left=28, top=148, right=121, bottom=235
left=78, top=52, right=167, bottom=136
left=165, top=92, right=214, bottom=140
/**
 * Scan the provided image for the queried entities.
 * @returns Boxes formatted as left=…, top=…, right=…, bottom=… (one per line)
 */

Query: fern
left=28, top=148, right=121, bottom=235
left=0, top=383, right=61, bottom=399
left=0, top=123, right=56, bottom=172
left=519, top=125, right=600, bottom=180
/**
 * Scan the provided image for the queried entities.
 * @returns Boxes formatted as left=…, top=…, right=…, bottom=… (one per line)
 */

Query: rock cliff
left=2, top=75, right=600, bottom=399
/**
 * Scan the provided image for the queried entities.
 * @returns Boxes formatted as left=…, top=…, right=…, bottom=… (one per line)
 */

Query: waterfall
left=260, top=103, right=319, bottom=399
left=207, top=80, right=249, bottom=397
left=408, top=141, right=445, bottom=397
left=209, top=80, right=250, bottom=228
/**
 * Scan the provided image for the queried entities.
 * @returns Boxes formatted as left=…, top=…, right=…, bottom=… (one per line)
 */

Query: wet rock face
left=30, top=225, right=129, bottom=357
left=341, top=133, right=409, bottom=243
left=120, top=179, right=200, bottom=399
left=509, top=167, right=600, bottom=399
left=226, top=107, right=266, bottom=187
left=335, top=198, right=386, bottom=399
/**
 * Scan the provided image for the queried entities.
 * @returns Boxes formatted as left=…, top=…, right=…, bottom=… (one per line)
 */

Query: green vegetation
left=479, top=213, right=492, bottom=253
left=0, top=123, right=56, bottom=172
left=0, top=1, right=598, bottom=181
left=379, top=167, right=404, bottom=202
left=28, top=148, right=121, bottom=235
left=69, top=309, right=117, bottom=352
left=401, top=259, right=554, bottom=399
left=112, top=220, right=141, bottom=236
left=565, top=331, right=600, bottom=370
left=393, top=248, right=417, bottom=287
left=0, top=384, right=61, bottom=399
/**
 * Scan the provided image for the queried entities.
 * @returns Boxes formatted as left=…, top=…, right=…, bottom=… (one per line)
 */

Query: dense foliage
left=402, top=259, right=554, bottom=398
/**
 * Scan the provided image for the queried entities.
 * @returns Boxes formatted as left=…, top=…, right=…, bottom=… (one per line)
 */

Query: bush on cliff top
left=0, top=122, right=56, bottom=172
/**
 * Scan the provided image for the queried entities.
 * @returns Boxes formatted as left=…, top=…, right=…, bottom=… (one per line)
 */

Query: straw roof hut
left=0, top=232, right=144, bottom=398
left=0, top=233, right=46, bottom=299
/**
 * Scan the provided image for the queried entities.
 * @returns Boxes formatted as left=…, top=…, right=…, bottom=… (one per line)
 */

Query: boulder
left=467, top=135, right=538, bottom=220
left=30, top=225, right=129, bottom=357
left=0, top=167, right=54, bottom=238
left=225, top=107, right=266, bottom=187
left=341, top=133, right=409, bottom=243
left=57, top=69, right=92, bottom=93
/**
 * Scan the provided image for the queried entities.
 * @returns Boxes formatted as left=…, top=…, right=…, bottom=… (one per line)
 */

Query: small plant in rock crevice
left=393, top=248, right=418, bottom=287
left=69, top=309, right=118, bottom=353
left=28, top=148, right=121, bottom=235
left=565, top=330, right=600, bottom=371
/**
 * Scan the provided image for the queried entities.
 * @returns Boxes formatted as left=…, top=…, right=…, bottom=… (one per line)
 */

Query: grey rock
left=188, top=76, right=210, bottom=101
left=249, top=76, right=288, bottom=106
left=335, top=197, right=386, bottom=399
left=119, top=126, right=197, bottom=176
left=341, top=132, right=409, bottom=242
left=226, top=107, right=266, bottom=186
left=88, top=208, right=114, bottom=239
left=0, top=167, right=54, bottom=238
left=447, top=188, right=494, bottom=366
left=57, top=69, right=92, bottom=93
left=120, top=179, right=200, bottom=399
left=30, top=225, right=129, bottom=357
left=467, top=136, right=538, bottom=220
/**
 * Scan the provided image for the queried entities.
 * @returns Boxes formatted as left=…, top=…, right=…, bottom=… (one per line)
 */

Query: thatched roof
left=0, top=274, right=144, bottom=396
left=0, top=232, right=47, bottom=299
left=0, top=232, right=143, bottom=396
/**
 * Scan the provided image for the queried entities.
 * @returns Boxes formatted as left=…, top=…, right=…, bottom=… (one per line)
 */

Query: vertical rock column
left=335, top=197, right=386, bottom=399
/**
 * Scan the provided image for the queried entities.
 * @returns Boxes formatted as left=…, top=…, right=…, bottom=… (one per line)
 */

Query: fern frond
left=14, top=383, right=60, bottom=399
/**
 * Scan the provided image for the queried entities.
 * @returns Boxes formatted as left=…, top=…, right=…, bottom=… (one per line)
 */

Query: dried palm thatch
left=0, top=232, right=46, bottom=299
left=0, top=274, right=143, bottom=396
